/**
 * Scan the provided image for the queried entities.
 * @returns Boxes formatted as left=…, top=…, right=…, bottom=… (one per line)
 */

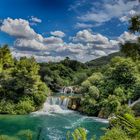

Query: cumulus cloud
left=0, top=18, right=43, bottom=41
left=50, top=31, right=65, bottom=38
left=0, top=18, right=139, bottom=62
left=14, top=39, right=47, bottom=51
left=118, top=31, right=138, bottom=44
left=78, top=0, right=139, bottom=24
left=11, top=48, right=64, bottom=62
left=120, top=10, right=137, bottom=22
left=72, top=30, right=111, bottom=48
left=44, top=36, right=63, bottom=44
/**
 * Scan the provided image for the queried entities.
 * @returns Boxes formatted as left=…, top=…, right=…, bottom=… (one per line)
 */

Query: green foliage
left=0, top=45, right=14, bottom=70
left=15, top=99, right=35, bottom=114
left=116, top=105, right=134, bottom=116
left=121, top=39, right=140, bottom=61
left=111, top=113, right=140, bottom=140
left=132, top=101, right=140, bottom=116
left=66, top=127, right=95, bottom=140
left=80, top=56, right=139, bottom=118
left=86, top=52, right=122, bottom=68
left=0, top=130, right=34, bottom=140
left=89, top=86, right=100, bottom=99
left=73, top=72, right=88, bottom=85
left=0, top=45, right=50, bottom=114
left=17, top=130, right=33, bottom=140
left=0, top=135, right=18, bottom=140
left=39, top=58, right=89, bottom=91
left=121, top=14, right=140, bottom=61
left=129, top=15, right=140, bottom=33
left=100, top=127, right=130, bottom=140
left=0, top=101, right=15, bottom=114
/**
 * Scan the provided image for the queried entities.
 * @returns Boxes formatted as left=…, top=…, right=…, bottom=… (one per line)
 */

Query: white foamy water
left=33, top=96, right=73, bottom=115
left=32, top=96, right=108, bottom=124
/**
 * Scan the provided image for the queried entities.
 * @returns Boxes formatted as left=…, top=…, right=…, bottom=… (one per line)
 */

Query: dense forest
left=39, top=57, right=92, bottom=91
left=0, top=9, right=140, bottom=140
left=0, top=46, right=50, bottom=114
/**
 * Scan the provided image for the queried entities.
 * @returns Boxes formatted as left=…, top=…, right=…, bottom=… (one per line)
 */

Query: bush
left=100, top=127, right=130, bottom=140
left=0, top=100, right=15, bottom=114
left=15, top=100, right=35, bottom=114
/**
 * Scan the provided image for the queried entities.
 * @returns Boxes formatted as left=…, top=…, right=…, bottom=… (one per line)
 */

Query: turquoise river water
left=0, top=96, right=108, bottom=140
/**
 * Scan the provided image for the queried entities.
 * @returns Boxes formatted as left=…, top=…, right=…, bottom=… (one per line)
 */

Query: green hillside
left=86, top=51, right=123, bottom=67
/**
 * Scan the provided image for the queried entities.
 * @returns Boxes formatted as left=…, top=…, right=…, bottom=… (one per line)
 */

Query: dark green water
left=0, top=112, right=108, bottom=140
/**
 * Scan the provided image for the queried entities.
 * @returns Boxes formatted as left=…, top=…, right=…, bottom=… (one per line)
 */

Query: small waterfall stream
left=34, top=96, right=71, bottom=114
left=46, top=97, right=70, bottom=109
left=62, top=87, right=73, bottom=94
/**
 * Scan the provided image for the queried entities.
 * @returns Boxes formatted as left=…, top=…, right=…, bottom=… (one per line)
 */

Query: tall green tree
left=0, top=46, right=50, bottom=114
left=121, top=13, right=140, bottom=61
left=129, top=15, right=140, bottom=33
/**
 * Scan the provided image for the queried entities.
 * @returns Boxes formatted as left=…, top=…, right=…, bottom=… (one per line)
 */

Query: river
left=0, top=96, right=108, bottom=140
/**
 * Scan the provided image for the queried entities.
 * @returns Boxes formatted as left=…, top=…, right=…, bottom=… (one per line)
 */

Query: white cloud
left=11, top=49, right=64, bottom=62
left=44, top=36, right=63, bottom=44
left=75, top=23, right=93, bottom=29
left=14, top=39, right=47, bottom=51
left=30, top=16, right=42, bottom=23
left=72, top=29, right=95, bottom=42
left=92, top=50, right=107, bottom=56
left=0, top=18, right=43, bottom=41
left=120, top=10, right=137, bottom=22
left=1, top=18, right=139, bottom=62
left=72, top=29, right=110, bottom=47
left=78, top=0, right=139, bottom=24
left=50, top=31, right=65, bottom=38
left=118, top=31, right=138, bottom=44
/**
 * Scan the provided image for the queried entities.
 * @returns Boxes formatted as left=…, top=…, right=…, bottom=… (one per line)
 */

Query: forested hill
left=39, top=52, right=123, bottom=91
left=86, top=51, right=123, bottom=67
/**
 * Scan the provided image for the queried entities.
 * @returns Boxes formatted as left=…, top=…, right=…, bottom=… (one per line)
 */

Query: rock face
left=68, top=97, right=81, bottom=110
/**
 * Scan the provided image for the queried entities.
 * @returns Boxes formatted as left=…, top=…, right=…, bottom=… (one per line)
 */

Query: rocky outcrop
left=68, top=97, right=81, bottom=110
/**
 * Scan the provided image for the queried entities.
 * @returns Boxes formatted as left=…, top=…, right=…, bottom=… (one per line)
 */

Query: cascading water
left=34, top=96, right=72, bottom=114
left=47, top=97, right=70, bottom=109
left=62, top=87, right=73, bottom=94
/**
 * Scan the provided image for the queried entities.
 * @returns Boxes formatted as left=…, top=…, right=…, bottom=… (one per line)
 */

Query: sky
left=0, top=0, right=140, bottom=62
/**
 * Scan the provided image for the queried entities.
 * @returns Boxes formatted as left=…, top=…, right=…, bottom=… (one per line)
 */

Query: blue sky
left=0, top=0, right=139, bottom=62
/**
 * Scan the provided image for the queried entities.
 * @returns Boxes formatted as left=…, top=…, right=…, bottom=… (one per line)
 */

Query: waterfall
left=62, top=87, right=73, bottom=94
left=34, top=96, right=71, bottom=114
left=62, top=98, right=70, bottom=109
left=46, top=97, right=70, bottom=108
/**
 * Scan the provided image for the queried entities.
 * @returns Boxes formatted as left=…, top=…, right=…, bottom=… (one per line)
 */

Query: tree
left=121, top=39, right=140, bottom=61
left=0, top=45, right=14, bottom=70
left=89, top=86, right=100, bottom=99
left=110, top=57, right=137, bottom=89
left=129, top=15, right=140, bottom=33
left=120, top=13, right=140, bottom=60
left=0, top=46, right=50, bottom=114
left=111, top=113, right=140, bottom=139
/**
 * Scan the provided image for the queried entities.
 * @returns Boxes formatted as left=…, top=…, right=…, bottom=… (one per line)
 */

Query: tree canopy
left=0, top=45, right=50, bottom=114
